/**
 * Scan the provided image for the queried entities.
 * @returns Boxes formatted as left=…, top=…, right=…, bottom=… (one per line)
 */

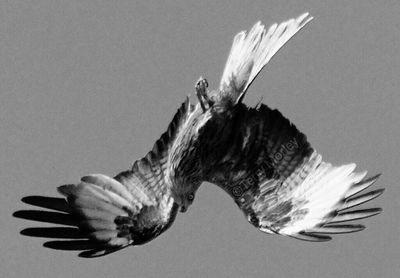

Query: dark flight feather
left=14, top=98, right=192, bottom=257
left=14, top=13, right=384, bottom=258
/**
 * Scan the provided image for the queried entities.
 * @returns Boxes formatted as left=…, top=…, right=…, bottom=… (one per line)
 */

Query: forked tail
left=219, top=12, right=313, bottom=104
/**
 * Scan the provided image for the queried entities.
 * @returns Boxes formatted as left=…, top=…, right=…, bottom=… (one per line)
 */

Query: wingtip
left=297, top=12, right=313, bottom=25
left=21, top=195, right=42, bottom=205
left=359, top=173, right=382, bottom=186
left=377, top=187, right=385, bottom=195
left=371, top=207, right=383, bottom=214
left=371, top=173, right=382, bottom=180
left=365, top=207, right=383, bottom=218
left=254, top=20, right=263, bottom=27
left=21, top=196, right=30, bottom=203
left=351, top=224, right=366, bottom=232
left=57, top=184, right=74, bottom=196
left=370, top=188, right=385, bottom=199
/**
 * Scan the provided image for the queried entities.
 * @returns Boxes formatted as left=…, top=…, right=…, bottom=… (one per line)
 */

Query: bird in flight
left=14, top=12, right=384, bottom=258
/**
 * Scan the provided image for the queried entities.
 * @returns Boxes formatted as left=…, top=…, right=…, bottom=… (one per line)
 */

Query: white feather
left=277, top=158, right=379, bottom=235
left=81, top=174, right=134, bottom=202
left=219, top=12, right=313, bottom=103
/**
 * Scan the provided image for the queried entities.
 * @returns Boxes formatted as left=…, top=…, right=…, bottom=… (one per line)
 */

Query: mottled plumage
left=14, top=12, right=383, bottom=258
left=195, top=13, right=383, bottom=240
left=15, top=97, right=198, bottom=257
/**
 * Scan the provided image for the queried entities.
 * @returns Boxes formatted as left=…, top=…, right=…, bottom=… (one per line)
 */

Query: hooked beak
left=180, top=206, right=187, bottom=213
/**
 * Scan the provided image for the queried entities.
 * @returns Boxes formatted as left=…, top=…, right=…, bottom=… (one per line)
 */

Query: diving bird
left=14, top=12, right=384, bottom=258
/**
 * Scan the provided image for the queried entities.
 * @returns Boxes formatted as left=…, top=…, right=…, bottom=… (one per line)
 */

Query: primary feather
left=15, top=98, right=196, bottom=257
left=202, top=103, right=383, bottom=241
left=199, top=13, right=383, bottom=241
left=15, top=12, right=384, bottom=258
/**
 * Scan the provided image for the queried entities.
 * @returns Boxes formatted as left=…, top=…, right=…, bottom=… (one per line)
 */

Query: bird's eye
left=187, top=193, right=194, bottom=201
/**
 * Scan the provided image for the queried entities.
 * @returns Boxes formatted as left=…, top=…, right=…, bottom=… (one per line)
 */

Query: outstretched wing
left=14, top=98, right=194, bottom=257
left=219, top=13, right=313, bottom=104
left=206, top=103, right=384, bottom=241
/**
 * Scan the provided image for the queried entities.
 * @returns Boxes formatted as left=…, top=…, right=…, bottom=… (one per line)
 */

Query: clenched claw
left=195, top=77, right=214, bottom=112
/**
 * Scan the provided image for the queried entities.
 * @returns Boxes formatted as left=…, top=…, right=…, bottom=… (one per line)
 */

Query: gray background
left=2, top=1, right=399, bottom=277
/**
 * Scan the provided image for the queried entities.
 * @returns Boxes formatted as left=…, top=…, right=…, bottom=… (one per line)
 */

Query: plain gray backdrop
left=2, top=1, right=399, bottom=277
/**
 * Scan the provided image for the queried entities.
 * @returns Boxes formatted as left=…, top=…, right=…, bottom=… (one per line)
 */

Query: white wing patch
left=254, top=151, right=383, bottom=241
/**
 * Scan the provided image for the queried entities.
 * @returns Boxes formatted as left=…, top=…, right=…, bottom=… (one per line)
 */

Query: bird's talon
left=195, top=77, right=211, bottom=112
left=195, top=77, right=208, bottom=92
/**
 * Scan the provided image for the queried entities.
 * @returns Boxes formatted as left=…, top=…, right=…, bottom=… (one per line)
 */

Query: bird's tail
left=14, top=174, right=142, bottom=257
left=219, top=12, right=313, bottom=104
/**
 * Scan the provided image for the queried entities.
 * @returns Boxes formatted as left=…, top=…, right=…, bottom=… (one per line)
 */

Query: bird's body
left=15, top=12, right=384, bottom=257
left=166, top=101, right=205, bottom=208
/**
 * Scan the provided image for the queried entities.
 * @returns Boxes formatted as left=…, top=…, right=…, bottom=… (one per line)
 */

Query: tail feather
left=219, top=12, right=313, bottom=104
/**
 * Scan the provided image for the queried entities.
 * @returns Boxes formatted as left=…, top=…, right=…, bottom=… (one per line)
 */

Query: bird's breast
left=167, top=108, right=212, bottom=188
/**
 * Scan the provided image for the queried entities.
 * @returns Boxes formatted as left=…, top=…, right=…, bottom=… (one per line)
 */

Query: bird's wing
left=219, top=13, right=313, bottom=104
left=14, top=98, right=194, bottom=257
left=207, top=104, right=384, bottom=241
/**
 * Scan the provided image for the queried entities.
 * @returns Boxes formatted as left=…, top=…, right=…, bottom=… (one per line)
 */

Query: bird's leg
left=195, top=77, right=214, bottom=112
left=196, top=88, right=206, bottom=112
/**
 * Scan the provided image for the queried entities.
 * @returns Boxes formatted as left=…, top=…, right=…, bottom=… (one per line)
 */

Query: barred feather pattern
left=14, top=12, right=385, bottom=257
left=204, top=103, right=312, bottom=202
left=202, top=13, right=384, bottom=241
left=137, top=96, right=196, bottom=196
left=205, top=103, right=384, bottom=241
left=14, top=97, right=196, bottom=257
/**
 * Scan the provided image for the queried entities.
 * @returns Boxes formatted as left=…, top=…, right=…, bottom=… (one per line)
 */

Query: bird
left=14, top=12, right=384, bottom=258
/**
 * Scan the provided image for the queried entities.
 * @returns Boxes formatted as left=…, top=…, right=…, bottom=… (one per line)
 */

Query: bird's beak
left=180, top=206, right=187, bottom=213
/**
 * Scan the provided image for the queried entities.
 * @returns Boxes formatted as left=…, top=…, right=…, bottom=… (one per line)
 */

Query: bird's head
left=171, top=186, right=199, bottom=213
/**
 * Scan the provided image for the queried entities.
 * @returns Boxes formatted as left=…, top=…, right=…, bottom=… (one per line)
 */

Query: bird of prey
left=14, top=12, right=384, bottom=258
